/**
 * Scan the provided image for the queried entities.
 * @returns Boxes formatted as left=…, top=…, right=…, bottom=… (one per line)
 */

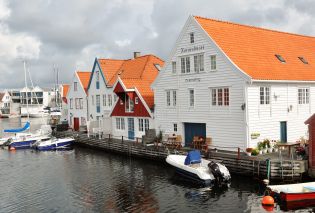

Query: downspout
left=245, top=80, right=251, bottom=148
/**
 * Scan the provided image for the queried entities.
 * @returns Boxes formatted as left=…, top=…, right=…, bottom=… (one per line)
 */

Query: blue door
left=184, top=123, right=206, bottom=147
left=280, top=121, right=287, bottom=142
left=128, top=118, right=135, bottom=140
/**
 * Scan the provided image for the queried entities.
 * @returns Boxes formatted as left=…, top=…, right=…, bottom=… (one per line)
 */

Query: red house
left=110, top=54, right=164, bottom=140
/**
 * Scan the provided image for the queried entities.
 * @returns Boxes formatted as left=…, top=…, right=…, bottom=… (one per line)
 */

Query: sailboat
left=3, top=61, right=52, bottom=150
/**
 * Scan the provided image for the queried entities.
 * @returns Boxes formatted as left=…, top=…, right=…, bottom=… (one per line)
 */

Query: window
left=210, top=55, right=216, bottom=70
left=190, top=32, right=194, bottom=43
left=103, top=94, right=106, bottom=106
left=139, top=118, right=149, bottom=132
left=135, top=97, right=139, bottom=104
left=116, top=118, right=125, bottom=130
left=79, top=98, right=84, bottom=109
left=172, top=61, right=176, bottom=74
left=166, top=91, right=171, bottom=106
left=75, top=98, right=79, bottom=109
left=173, top=123, right=178, bottom=132
left=298, top=88, right=309, bottom=104
left=298, top=56, right=308, bottom=64
left=81, top=117, right=86, bottom=126
left=189, top=89, right=194, bottom=107
left=70, top=99, right=73, bottom=109
left=96, top=71, right=100, bottom=89
left=194, top=54, right=204, bottom=73
left=96, top=95, right=100, bottom=113
left=173, top=90, right=177, bottom=106
left=275, top=54, right=286, bottom=63
left=108, top=94, right=112, bottom=106
left=181, top=57, right=190, bottom=73
left=260, top=87, right=270, bottom=105
left=211, top=88, right=229, bottom=106
left=114, top=94, right=117, bottom=103
left=125, top=95, right=134, bottom=112
left=74, top=82, right=78, bottom=91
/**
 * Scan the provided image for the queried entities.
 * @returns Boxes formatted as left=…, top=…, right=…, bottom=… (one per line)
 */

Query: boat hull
left=280, top=191, right=315, bottom=202
left=174, top=166, right=213, bottom=186
left=35, top=138, right=74, bottom=151
left=9, top=139, right=37, bottom=149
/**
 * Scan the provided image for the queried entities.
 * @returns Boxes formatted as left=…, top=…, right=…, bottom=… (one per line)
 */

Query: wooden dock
left=56, top=131, right=308, bottom=182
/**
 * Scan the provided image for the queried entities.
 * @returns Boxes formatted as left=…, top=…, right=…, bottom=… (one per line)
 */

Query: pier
left=57, top=131, right=308, bottom=182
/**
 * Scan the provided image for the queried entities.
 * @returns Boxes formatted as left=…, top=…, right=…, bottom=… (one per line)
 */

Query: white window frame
left=172, top=61, right=176, bottom=74
left=135, top=97, right=139, bottom=104
left=79, top=98, right=84, bottom=109
left=172, top=90, right=176, bottom=106
left=210, top=55, right=217, bottom=71
left=125, top=95, right=134, bottom=112
left=74, top=82, right=78, bottom=91
left=103, top=94, right=106, bottom=106
left=173, top=123, right=178, bottom=132
left=108, top=94, right=112, bottom=106
left=75, top=98, right=79, bottom=109
left=194, top=54, right=204, bottom=73
left=70, top=98, right=73, bottom=109
left=260, top=87, right=270, bottom=105
left=116, top=117, right=125, bottom=130
left=189, top=89, right=194, bottom=107
left=139, top=118, right=149, bottom=132
left=298, top=88, right=310, bottom=104
left=211, top=88, right=229, bottom=107
left=166, top=91, right=171, bottom=106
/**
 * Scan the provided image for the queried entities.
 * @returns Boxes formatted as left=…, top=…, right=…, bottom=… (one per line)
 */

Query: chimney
left=133, top=52, right=140, bottom=59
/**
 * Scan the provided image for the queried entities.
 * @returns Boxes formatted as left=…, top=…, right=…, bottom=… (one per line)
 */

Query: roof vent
left=298, top=56, right=308, bottom=64
left=275, top=54, right=286, bottom=63
left=133, top=52, right=140, bottom=59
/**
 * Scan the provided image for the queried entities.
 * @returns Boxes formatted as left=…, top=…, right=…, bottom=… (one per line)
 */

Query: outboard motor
left=208, top=161, right=231, bottom=186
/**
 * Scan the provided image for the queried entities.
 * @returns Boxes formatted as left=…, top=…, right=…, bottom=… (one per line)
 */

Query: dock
left=56, top=131, right=308, bottom=182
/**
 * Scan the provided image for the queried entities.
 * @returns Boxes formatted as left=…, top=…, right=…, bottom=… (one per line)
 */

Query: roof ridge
left=194, top=15, right=315, bottom=39
left=140, top=55, right=151, bottom=79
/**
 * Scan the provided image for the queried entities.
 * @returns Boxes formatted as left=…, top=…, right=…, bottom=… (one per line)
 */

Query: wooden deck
left=56, top=131, right=308, bottom=182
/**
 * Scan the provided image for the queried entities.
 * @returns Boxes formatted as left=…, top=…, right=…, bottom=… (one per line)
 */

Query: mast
left=23, top=60, right=30, bottom=121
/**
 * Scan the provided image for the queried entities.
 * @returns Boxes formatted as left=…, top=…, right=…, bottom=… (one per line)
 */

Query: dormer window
left=298, top=56, right=308, bottom=64
left=190, top=32, right=194, bottom=43
left=275, top=54, right=286, bottom=63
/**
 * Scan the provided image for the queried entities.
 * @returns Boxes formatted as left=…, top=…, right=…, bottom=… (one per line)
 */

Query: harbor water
left=0, top=118, right=312, bottom=212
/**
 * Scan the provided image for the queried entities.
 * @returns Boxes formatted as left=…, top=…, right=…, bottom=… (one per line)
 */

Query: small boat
left=32, top=137, right=75, bottom=151
left=166, top=150, right=231, bottom=186
left=268, top=182, right=315, bottom=203
left=29, top=110, right=50, bottom=118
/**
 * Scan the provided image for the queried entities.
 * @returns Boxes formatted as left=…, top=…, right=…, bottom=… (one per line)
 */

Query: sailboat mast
left=23, top=60, right=30, bottom=121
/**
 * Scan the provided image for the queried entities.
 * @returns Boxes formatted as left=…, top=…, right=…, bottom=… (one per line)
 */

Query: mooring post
left=266, top=158, right=271, bottom=181
left=108, top=134, right=111, bottom=140
left=237, top=147, right=240, bottom=159
left=122, top=136, right=124, bottom=143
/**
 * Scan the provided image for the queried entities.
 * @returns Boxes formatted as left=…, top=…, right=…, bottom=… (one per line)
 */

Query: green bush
left=251, top=149, right=259, bottom=156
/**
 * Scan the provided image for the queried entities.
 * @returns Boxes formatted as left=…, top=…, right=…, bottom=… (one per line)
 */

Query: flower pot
left=268, top=148, right=273, bottom=153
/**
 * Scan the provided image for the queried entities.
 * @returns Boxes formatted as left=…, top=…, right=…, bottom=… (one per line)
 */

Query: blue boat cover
left=184, top=150, right=201, bottom=165
left=4, top=121, right=30, bottom=133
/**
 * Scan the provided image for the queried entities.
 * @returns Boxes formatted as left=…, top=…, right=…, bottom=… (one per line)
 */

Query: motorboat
left=32, top=137, right=75, bottom=151
left=166, top=150, right=231, bottom=186
left=29, top=109, right=50, bottom=118
left=267, top=182, right=315, bottom=204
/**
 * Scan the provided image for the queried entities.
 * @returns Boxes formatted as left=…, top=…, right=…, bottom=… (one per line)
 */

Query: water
left=0, top=118, right=313, bottom=212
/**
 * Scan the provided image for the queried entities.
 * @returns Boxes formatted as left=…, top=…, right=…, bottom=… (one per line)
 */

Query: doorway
left=280, top=121, right=287, bottom=142
left=184, top=123, right=206, bottom=147
left=128, top=118, right=135, bottom=140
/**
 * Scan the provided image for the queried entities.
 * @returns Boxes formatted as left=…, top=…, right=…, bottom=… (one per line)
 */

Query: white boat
left=32, top=137, right=75, bottom=151
left=29, top=110, right=50, bottom=118
left=166, top=150, right=231, bottom=186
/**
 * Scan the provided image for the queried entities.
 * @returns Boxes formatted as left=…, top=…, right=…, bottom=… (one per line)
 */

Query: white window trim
left=210, top=55, right=217, bottom=71
left=298, top=87, right=310, bottom=105
left=210, top=87, right=230, bottom=107
left=260, top=86, right=270, bottom=105
left=188, top=88, right=195, bottom=108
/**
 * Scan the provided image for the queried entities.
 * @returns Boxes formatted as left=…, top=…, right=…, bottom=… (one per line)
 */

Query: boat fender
left=262, top=195, right=274, bottom=206
left=9, top=146, right=16, bottom=151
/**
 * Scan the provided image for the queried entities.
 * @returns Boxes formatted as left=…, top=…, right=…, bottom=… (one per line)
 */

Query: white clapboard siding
left=247, top=83, right=315, bottom=148
left=154, top=17, right=248, bottom=150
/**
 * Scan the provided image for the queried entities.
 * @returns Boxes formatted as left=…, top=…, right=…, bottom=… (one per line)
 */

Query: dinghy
left=268, top=182, right=315, bottom=203
left=166, top=150, right=231, bottom=186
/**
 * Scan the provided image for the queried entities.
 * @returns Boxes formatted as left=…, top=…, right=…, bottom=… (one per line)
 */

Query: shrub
left=251, top=149, right=259, bottom=156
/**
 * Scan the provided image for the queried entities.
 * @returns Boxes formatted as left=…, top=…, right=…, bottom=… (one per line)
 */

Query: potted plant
left=295, top=146, right=306, bottom=160
left=273, top=143, right=279, bottom=152
left=246, top=148, right=253, bottom=156
left=264, top=139, right=273, bottom=153
left=251, top=148, right=259, bottom=156
left=257, top=142, right=264, bottom=155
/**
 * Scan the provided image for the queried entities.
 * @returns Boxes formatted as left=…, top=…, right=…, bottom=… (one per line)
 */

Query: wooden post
left=237, top=147, right=240, bottom=159
left=108, top=134, right=111, bottom=140
left=122, top=136, right=124, bottom=143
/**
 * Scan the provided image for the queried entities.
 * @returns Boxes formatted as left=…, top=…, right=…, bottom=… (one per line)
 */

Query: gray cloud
left=1, top=0, right=315, bottom=90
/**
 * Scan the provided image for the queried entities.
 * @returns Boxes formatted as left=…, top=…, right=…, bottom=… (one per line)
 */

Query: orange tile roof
left=62, top=84, right=69, bottom=98
left=98, top=59, right=125, bottom=86
left=110, top=55, right=164, bottom=108
left=194, top=16, right=315, bottom=81
left=77, top=71, right=91, bottom=93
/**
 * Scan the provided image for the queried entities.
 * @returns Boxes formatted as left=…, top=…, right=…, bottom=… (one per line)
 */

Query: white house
left=153, top=15, right=315, bottom=150
left=67, top=71, right=91, bottom=131
left=0, top=90, right=20, bottom=117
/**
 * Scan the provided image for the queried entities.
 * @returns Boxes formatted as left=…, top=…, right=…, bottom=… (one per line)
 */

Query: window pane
left=186, top=57, right=190, bottom=73
left=211, top=55, right=216, bottom=70
left=190, top=32, right=194, bottom=43
left=181, top=58, right=185, bottom=73
left=212, top=89, right=217, bottom=106
left=224, top=88, right=229, bottom=106
left=200, top=55, right=204, bottom=71
left=298, top=88, right=302, bottom=104
left=265, top=87, right=270, bottom=104
left=116, top=118, right=120, bottom=129
left=145, top=119, right=149, bottom=131
left=121, top=118, right=125, bottom=130
left=166, top=91, right=170, bottom=106
left=260, top=87, right=265, bottom=104
left=218, top=89, right=222, bottom=105
left=306, top=88, right=310, bottom=103
left=194, top=55, right=199, bottom=73
left=189, top=89, right=194, bottom=107
left=173, top=90, right=176, bottom=106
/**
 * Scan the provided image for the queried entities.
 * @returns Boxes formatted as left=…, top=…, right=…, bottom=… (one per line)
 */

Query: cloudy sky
left=0, top=0, right=314, bottom=89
